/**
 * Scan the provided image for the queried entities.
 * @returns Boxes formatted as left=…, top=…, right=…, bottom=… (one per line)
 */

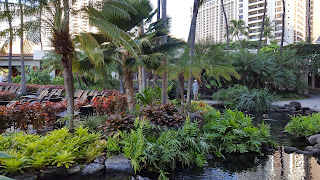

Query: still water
left=169, top=112, right=319, bottom=180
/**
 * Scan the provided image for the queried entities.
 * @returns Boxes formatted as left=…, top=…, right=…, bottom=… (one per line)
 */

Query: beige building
left=196, top=0, right=319, bottom=45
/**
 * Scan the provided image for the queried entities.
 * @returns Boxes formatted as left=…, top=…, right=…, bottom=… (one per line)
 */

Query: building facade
left=196, top=0, right=318, bottom=45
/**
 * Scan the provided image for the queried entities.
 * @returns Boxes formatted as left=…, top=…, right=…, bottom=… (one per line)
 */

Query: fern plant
left=285, top=113, right=320, bottom=138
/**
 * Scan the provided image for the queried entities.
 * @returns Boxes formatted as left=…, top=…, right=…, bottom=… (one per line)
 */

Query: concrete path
left=203, top=94, right=320, bottom=112
left=273, top=94, right=320, bottom=112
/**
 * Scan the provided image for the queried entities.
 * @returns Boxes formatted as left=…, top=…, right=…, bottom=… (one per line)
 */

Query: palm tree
left=280, top=0, right=285, bottom=55
left=18, top=0, right=27, bottom=95
left=186, top=0, right=203, bottom=107
left=80, top=0, right=152, bottom=111
left=261, top=16, right=275, bottom=45
left=161, top=0, right=168, bottom=105
left=307, top=0, right=311, bottom=44
left=258, top=0, right=267, bottom=52
left=220, top=0, right=229, bottom=52
left=4, top=0, right=13, bottom=83
left=228, top=19, right=249, bottom=49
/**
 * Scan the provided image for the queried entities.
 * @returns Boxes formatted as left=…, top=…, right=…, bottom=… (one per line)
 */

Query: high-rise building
left=196, top=0, right=318, bottom=45
left=196, top=0, right=238, bottom=43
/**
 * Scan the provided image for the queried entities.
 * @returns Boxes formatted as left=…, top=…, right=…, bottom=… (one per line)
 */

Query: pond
left=169, top=111, right=320, bottom=180
left=65, top=111, right=320, bottom=180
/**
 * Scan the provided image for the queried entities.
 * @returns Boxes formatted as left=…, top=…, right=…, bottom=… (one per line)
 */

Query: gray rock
left=290, top=101, right=302, bottom=109
left=94, top=155, right=106, bottom=164
left=284, top=146, right=298, bottom=154
left=9, top=172, right=35, bottom=180
left=82, top=163, right=105, bottom=175
left=295, top=150, right=313, bottom=156
left=305, top=146, right=320, bottom=156
left=314, top=144, right=320, bottom=149
left=285, top=106, right=296, bottom=111
left=305, top=110, right=314, bottom=115
left=67, top=164, right=82, bottom=175
left=136, top=175, right=150, bottom=180
left=105, top=154, right=134, bottom=175
left=301, top=107, right=310, bottom=111
left=39, top=166, right=68, bottom=179
left=308, top=134, right=320, bottom=145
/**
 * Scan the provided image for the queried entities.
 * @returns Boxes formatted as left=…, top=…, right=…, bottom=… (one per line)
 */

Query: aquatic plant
left=285, top=113, right=320, bottom=138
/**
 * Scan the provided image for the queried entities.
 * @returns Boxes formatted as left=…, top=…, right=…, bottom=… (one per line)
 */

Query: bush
left=203, top=109, right=274, bottom=156
left=231, top=89, right=278, bottom=112
left=12, top=76, right=21, bottom=84
left=0, top=91, right=15, bottom=101
left=77, top=116, right=106, bottom=133
left=214, top=86, right=278, bottom=112
left=190, top=101, right=214, bottom=114
left=0, top=127, right=104, bottom=175
left=213, top=85, right=249, bottom=101
left=141, top=103, right=185, bottom=127
left=100, top=113, right=135, bottom=136
left=92, top=91, right=127, bottom=116
left=26, top=69, right=51, bottom=85
left=51, top=76, right=64, bottom=85
left=285, top=113, right=320, bottom=138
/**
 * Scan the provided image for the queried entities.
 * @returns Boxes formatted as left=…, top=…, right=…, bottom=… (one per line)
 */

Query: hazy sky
left=150, top=0, right=194, bottom=40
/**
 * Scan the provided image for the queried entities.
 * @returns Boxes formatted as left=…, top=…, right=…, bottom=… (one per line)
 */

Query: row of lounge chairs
left=0, top=85, right=110, bottom=104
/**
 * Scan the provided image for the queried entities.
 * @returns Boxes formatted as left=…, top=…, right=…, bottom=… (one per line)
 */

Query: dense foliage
left=0, top=91, right=15, bottom=101
left=214, top=86, right=278, bottom=112
left=91, top=91, right=127, bottom=116
left=0, top=127, right=104, bottom=175
left=203, top=109, right=274, bottom=156
left=285, top=113, right=320, bottom=138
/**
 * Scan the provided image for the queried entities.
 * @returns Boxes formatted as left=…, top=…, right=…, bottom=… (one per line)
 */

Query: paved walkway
left=203, top=94, right=320, bottom=112
left=273, top=94, right=320, bottom=112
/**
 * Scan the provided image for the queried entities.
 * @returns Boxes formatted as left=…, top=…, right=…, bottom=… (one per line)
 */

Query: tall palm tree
left=18, top=0, right=27, bottom=95
left=307, top=0, right=311, bottom=44
left=228, top=19, right=249, bottom=49
left=261, top=16, right=275, bottom=45
left=161, top=0, right=168, bottom=105
left=4, top=0, right=13, bottom=83
left=80, top=0, right=152, bottom=111
left=258, top=0, right=267, bottom=52
left=280, top=0, right=285, bottom=55
left=186, top=0, right=203, bottom=107
left=220, top=0, right=229, bottom=52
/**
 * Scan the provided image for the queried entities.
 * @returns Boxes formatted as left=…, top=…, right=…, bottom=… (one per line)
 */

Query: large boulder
left=284, top=146, right=298, bottom=154
left=305, top=146, right=320, bottom=156
left=38, top=166, right=68, bottom=179
left=308, top=134, right=320, bottom=145
left=105, top=154, right=134, bottom=175
left=290, top=101, right=301, bottom=109
left=82, top=163, right=105, bottom=175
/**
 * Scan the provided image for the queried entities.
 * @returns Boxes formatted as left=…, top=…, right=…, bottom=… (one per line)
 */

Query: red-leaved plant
left=0, top=91, right=15, bottom=101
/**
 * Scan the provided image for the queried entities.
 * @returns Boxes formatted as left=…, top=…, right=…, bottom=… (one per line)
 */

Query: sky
left=150, top=0, right=194, bottom=41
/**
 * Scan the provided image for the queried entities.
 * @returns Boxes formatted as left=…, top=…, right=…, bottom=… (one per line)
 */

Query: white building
left=196, top=0, right=319, bottom=45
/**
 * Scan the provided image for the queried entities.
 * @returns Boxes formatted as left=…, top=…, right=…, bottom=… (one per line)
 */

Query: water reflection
left=170, top=112, right=320, bottom=180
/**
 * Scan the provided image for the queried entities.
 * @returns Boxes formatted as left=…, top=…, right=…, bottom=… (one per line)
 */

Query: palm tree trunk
left=119, top=76, right=124, bottom=93
left=157, top=0, right=161, bottom=20
left=142, top=67, right=146, bottom=89
left=153, top=70, right=158, bottom=86
left=138, top=66, right=143, bottom=93
left=237, top=34, right=243, bottom=49
left=307, top=0, right=311, bottom=44
left=76, top=74, right=82, bottom=89
left=124, top=68, right=135, bottom=111
left=280, top=0, right=285, bottom=56
left=161, top=0, right=168, bottom=105
left=187, top=0, right=201, bottom=107
left=39, top=8, right=43, bottom=50
left=258, top=0, right=267, bottom=52
left=61, top=55, right=74, bottom=129
left=5, top=0, right=13, bottom=83
left=179, top=73, right=184, bottom=111
left=221, top=0, right=229, bottom=52
left=19, top=0, right=27, bottom=95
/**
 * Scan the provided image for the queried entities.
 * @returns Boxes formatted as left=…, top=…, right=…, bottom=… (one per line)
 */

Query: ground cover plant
left=285, top=113, right=320, bottom=138
left=0, top=127, right=104, bottom=175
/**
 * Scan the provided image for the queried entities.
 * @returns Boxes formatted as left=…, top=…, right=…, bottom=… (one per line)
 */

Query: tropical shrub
left=141, top=102, right=185, bottom=127
left=0, top=91, right=15, bottom=101
left=213, top=85, right=249, bottom=101
left=77, top=115, right=106, bottom=132
left=203, top=109, right=274, bottom=156
left=0, top=127, right=103, bottom=175
left=26, top=69, right=51, bottom=85
left=136, top=87, right=157, bottom=106
left=231, top=89, right=278, bottom=112
left=190, top=101, right=214, bottom=114
left=51, top=76, right=64, bottom=85
left=285, top=113, right=320, bottom=138
left=100, top=113, right=135, bottom=136
left=116, top=118, right=209, bottom=179
left=12, top=76, right=21, bottom=84
left=92, top=91, right=127, bottom=115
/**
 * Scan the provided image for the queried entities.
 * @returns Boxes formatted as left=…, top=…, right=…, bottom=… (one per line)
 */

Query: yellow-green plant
left=285, top=113, right=320, bottom=138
